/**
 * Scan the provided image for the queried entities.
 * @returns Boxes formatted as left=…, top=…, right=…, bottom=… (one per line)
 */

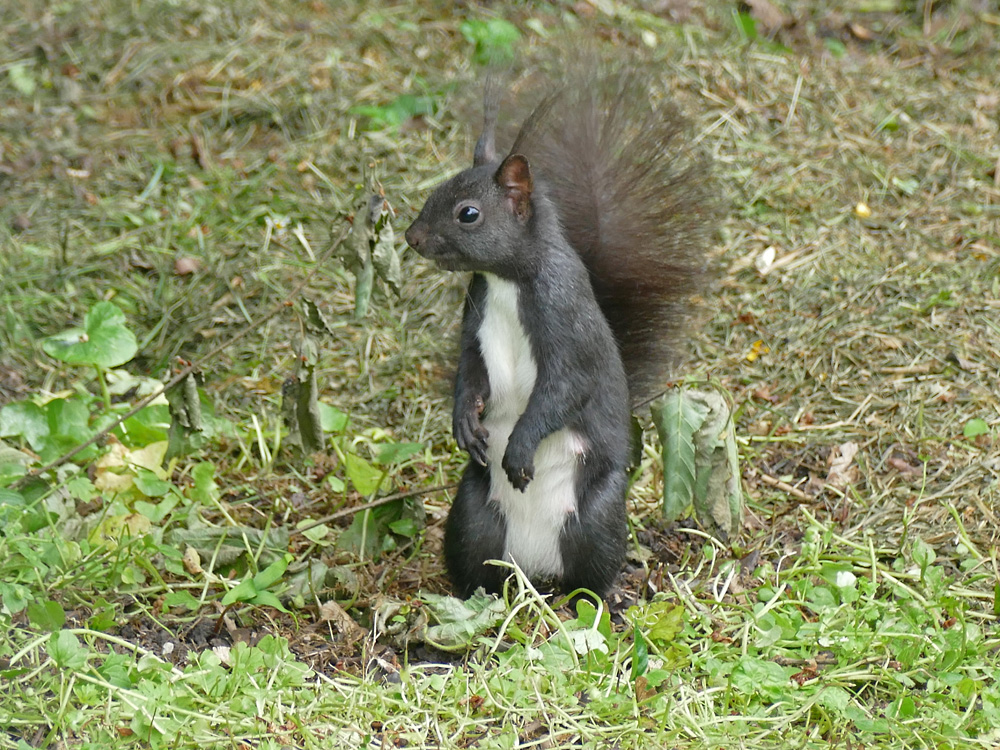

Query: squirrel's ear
left=496, top=154, right=533, bottom=221
left=473, top=129, right=496, bottom=167
left=473, top=73, right=502, bottom=167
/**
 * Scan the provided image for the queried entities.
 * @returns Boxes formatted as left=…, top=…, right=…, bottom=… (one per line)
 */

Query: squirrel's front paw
left=501, top=445, right=534, bottom=492
left=454, top=400, right=489, bottom=467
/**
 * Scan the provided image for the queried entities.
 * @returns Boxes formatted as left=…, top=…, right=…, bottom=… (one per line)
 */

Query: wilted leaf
left=340, top=179, right=402, bottom=320
left=421, top=589, right=507, bottom=650
left=174, top=256, right=201, bottom=275
left=296, top=366, right=323, bottom=453
left=652, top=391, right=709, bottom=522
left=301, top=297, right=337, bottom=335
left=166, top=373, right=203, bottom=460
left=371, top=217, right=401, bottom=295
left=168, top=525, right=290, bottom=569
left=182, top=546, right=203, bottom=575
left=652, top=389, right=742, bottom=540
left=318, top=599, right=366, bottom=642
left=127, top=441, right=168, bottom=475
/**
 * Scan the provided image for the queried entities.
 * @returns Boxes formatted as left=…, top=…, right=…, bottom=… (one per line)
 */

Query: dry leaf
left=744, top=0, right=789, bottom=32
left=826, top=441, right=860, bottom=488
left=848, top=22, right=874, bottom=41
left=175, top=257, right=201, bottom=275
left=183, top=545, right=203, bottom=575
left=755, top=245, right=777, bottom=275
left=319, top=599, right=367, bottom=642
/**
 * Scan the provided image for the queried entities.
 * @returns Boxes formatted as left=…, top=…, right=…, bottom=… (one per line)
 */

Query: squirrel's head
left=404, top=154, right=535, bottom=275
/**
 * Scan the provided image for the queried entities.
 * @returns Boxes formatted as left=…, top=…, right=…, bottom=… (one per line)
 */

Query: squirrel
left=404, top=63, right=718, bottom=599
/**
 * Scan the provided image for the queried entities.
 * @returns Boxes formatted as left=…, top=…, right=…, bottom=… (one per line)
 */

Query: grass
left=2, top=0, right=1000, bottom=747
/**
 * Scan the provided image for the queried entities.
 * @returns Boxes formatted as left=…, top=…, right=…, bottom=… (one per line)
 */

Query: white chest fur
left=477, top=274, right=582, bottom=579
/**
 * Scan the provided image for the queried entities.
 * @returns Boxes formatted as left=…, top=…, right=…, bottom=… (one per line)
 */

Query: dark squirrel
left=405, top=64, right=718, bottom=598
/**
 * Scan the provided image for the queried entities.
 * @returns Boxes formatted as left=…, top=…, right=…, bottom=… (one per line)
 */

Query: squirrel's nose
left=404, top=223, right=426, bottom=250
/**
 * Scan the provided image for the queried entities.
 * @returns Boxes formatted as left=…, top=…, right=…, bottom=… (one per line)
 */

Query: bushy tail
left=509, top=65, right=720, bottom=404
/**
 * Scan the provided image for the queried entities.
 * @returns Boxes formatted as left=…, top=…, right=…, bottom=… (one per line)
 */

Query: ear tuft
left=495, top=154, right=534, bottom=220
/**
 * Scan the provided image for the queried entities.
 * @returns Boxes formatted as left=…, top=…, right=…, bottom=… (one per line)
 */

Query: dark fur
left=510, top=69, right=718, bottom=404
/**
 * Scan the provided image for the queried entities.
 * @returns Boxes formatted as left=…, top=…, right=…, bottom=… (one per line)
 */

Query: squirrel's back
left=508, top=67, right=719, bottom=404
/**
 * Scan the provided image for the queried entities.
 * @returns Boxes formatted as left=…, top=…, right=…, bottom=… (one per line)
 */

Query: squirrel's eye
left=456, top=205, right=481, bottom=224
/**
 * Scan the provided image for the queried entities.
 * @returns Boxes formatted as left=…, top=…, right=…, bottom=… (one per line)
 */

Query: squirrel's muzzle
left=404, top=222, right=427, bottom=251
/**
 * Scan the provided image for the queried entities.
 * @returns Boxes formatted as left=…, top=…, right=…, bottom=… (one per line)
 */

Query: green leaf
left=374, top=441, right=424, bottom=466
left=646, top=601, right=685, bottom=644
left=387, top=517, right=419, bottom=538
left=298, top=520, right=330, bottom=543
left=731, top=656, right=792, bottom=699
left=566, top=626, right=608, bottom=656
left=42, top=301, right=138, bottom=368
left=0, top=402, right=51, bottom=451
left=221, top=577, right=258, bottom=606
left=9, top=63, right=36, bottom=96
left=40, top=398, right=95, bottom=463
left=818, top=686, right=852, bottom=714
left=573, top=598, right=612, bottom=641
left=344, top=452, right=384, bottom=495
left=88, top=599, right=118, bottom=631
left=0, top=488, right=25, bottom=512
left=631, top=623, right=649, bottom=679
left=460, top=18, right=521, bottom=64
left=963, top=418, right=989, bottom=439
left=190, top=461, right=220, bottom=504
left=133, top=468, right=172, bottom=497
left=247, top=590, right=288, bottom=612
left=912, top=537, right=936, bottom=578
left=318, top=403, right=349, bottom=433
left=920, top=289, right=956, bottom=313
left=824, top=38, right=847, bottom=58
left=888, top=695, right=917, bottom=719
left=734, top=11, right=758, bottom=41
left=117, top=404, right=170, bottom=447
left=49, top=630, right=89, bottom=670
left=0, top=582, right=30, bottom=614
left=350, top=94, right=436, bottom=131
left=28, top=599, right=66, bottom=632
left=253, top=553, right=293, bottom=591
left=134, top=494, right=178, bottom=524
